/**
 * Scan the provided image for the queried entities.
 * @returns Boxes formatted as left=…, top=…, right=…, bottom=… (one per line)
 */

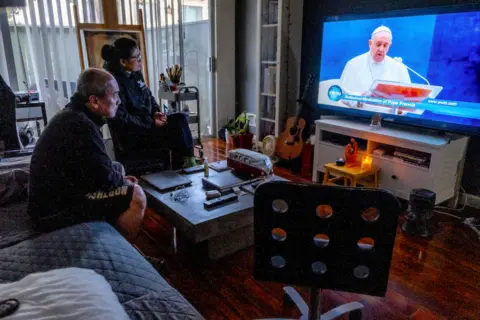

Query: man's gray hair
left=76, top=68, right=114, bottom=100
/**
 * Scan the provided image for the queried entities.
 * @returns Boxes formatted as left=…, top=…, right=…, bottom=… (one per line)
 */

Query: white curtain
left=4, top=0, right=211, bottom=135
left=4, top=0, right=103, bottom=119
left=116, top=0, right=181, bottom=98
left=117, top=0, right=212, bottom=137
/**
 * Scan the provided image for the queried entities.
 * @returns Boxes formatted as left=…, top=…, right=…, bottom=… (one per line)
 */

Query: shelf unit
left=255, top=0, right=288, bottom=141
left=158, top=87, right=203, bottom=149
left=313, top=117, right=469, bottom=204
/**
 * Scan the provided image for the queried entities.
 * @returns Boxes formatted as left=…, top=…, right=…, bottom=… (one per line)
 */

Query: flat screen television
left=317, top=5, right=480, bottom=134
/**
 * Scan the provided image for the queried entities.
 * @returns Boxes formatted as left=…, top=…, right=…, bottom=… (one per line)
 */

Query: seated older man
left=28, top=68, right=146, bottom=241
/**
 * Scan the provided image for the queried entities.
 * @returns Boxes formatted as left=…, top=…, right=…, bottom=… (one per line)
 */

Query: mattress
left=0, top=221, right=203, bottom=319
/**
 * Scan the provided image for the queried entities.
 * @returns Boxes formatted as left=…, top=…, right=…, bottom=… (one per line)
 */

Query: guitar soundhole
left=289, top=126, right=298, bottom=136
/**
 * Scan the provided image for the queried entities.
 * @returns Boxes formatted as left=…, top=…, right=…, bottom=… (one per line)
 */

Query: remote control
left=204, top=193, right=238, bottom=209
left=182, top=165, right=204, bottom=174
left=206, top=190, right=221, bottom=199
left=251, top=181, right=261, bottom=189
left=0, top=299, right=19, bottom=318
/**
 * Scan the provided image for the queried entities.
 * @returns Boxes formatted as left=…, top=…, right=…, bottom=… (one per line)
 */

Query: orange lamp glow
left=361, top=155, right=373, bottom=170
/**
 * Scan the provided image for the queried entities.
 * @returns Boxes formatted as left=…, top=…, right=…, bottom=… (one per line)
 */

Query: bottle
left=204, top=157, right=209, bottom=177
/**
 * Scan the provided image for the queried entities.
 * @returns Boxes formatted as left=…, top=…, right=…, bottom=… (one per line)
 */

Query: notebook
left=240, top=175, right=289, bottom=194
left=202, top=170, right=253, bottom=193
left=141, top=171, right=192, bottom=192
left=208, top=160, right=230, bottom=172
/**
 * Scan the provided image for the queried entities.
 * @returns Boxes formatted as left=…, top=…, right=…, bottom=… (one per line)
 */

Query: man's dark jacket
left=28, top=93, right=124, bottom=218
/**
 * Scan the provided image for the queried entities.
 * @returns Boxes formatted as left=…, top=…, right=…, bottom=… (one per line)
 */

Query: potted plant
left=226, top=119, right=239, bottom=147
left=226, top=113, right=254, bottom=149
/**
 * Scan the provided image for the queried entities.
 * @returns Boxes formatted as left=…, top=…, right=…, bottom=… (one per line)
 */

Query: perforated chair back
left=254, top=181, right=401, bottom=297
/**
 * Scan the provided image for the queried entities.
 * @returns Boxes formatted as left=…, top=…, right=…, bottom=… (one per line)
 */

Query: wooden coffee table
left=140, top=170, right=255, bottom=260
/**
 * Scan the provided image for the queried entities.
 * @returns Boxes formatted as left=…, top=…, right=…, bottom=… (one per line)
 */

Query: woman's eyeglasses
left=129, top=54, right=142, bottom=62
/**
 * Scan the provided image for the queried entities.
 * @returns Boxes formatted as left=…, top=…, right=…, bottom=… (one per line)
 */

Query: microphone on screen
left=394, top=57, right=430, bottom=86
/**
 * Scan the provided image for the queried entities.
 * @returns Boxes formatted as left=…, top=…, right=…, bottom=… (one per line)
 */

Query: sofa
left=0, top=189, right=203, bottom=319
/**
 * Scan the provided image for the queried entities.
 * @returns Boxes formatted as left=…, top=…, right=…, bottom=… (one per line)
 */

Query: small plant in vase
left=226, top=112, right=255, bottom=149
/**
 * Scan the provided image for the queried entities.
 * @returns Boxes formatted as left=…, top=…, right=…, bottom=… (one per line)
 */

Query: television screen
left=318, top=7, right=480, bottom=133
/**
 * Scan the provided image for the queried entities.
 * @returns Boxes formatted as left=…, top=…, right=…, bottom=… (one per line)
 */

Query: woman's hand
left=154, top=112, right=167, bottom=127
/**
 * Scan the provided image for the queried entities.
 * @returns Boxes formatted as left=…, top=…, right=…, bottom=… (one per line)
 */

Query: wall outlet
left=462, top=193, right=480, bottom=209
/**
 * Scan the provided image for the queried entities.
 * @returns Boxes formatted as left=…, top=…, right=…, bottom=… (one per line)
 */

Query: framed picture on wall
left=73, top=2, right=149, bottom=84
left=80, top=29, right=147, bottom=73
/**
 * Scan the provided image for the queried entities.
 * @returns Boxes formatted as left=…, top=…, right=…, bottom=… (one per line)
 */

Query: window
left=182, top=5, right=202, bottom=23
left=0, top=1, right=103, bottom=118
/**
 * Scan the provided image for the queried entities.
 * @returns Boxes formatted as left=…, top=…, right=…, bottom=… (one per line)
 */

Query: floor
left=134, top=138, right=480, bottom=320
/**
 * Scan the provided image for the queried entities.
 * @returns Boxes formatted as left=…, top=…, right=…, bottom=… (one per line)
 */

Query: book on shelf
left=264, top=32, right=277, bottom=61
left=263, top=66, right=277, bottom=94
left=268, top=1, right=278, bottom=24
left=264, top=96, right=276, bottom=119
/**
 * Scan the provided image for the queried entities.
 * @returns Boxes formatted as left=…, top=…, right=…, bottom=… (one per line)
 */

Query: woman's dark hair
left=101, top=37, right=139, bottom=71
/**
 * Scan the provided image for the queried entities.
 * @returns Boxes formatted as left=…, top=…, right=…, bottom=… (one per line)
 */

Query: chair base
left=283, top=286, right=364, bottom=320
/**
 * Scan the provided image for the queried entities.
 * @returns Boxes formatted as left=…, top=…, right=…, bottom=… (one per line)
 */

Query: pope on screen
left=340, top=26, right=411, bottom=98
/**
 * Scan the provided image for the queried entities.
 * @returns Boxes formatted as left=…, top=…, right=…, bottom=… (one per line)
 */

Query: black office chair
left=254, top=181, right=401, bottom=320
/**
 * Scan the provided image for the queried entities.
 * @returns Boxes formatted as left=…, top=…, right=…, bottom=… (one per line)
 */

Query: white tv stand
left=313, top=117, right=469, bottom=205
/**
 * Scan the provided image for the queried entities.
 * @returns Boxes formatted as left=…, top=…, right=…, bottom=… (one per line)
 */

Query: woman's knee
left=167, top=112, right=189, bottom=126
left=112, top=161, right=126, bottom=176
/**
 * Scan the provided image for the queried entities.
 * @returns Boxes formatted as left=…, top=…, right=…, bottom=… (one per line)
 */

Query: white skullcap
left=371, top=26, right=392, bottom=39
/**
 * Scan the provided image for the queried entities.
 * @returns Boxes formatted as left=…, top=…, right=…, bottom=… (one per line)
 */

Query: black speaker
left=402, top=189, right=436, bottom=238
left=0, top=0, right=26, bottom=7
left=19, top=125, right=34, bottom=147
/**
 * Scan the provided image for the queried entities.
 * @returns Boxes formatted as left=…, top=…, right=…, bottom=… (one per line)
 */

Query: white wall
left=215, top=0, right=236, bottom=131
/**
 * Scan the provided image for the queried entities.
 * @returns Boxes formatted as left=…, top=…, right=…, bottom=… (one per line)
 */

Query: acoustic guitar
left=276, top=74, right=316, bottom=161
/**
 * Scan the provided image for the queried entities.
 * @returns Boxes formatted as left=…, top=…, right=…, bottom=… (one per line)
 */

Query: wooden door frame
left=213, top=0, right=236, bottom=135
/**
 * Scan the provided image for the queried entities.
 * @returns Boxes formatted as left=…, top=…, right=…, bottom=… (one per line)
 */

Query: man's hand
left=125, top=175, right=138, bottom=184
left=154, top=112, right=167, bottom=127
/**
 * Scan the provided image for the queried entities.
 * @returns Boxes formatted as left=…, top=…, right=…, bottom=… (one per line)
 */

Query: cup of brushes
left=165, top=64, right=183, bottom=90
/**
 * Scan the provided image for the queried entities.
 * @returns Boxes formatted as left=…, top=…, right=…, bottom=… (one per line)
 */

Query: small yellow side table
left=322, top=162, right=380, bottom=188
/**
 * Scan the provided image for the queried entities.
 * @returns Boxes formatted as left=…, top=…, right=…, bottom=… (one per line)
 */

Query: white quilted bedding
left=0, top=268, right=129, bottom=320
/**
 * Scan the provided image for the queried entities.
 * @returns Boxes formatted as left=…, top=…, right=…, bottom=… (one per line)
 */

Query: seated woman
left=101, top=37, right=196, bottom=169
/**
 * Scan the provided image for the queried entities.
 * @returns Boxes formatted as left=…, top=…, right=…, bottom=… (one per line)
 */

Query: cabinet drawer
left=375, top=158, right=433, bottom=199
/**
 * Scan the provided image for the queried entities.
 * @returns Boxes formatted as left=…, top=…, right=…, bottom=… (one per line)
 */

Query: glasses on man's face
left=129, top=54, right=142, bottom=62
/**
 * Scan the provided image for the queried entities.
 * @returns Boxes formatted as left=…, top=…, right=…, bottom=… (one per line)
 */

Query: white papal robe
left=340, top=52, right=411, bottom=95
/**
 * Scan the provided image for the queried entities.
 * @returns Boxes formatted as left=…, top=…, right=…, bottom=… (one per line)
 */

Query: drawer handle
left=391, top=175, right=398, bottom=180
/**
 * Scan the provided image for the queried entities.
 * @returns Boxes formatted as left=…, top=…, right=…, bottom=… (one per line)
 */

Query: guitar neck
left=292, top=75, right=315, bottom=126
left=292, top=102, right=304, bottom=126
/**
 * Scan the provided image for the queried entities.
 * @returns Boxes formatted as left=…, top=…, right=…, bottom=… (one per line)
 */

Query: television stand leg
left=447, top=141, right=468, bottom=209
